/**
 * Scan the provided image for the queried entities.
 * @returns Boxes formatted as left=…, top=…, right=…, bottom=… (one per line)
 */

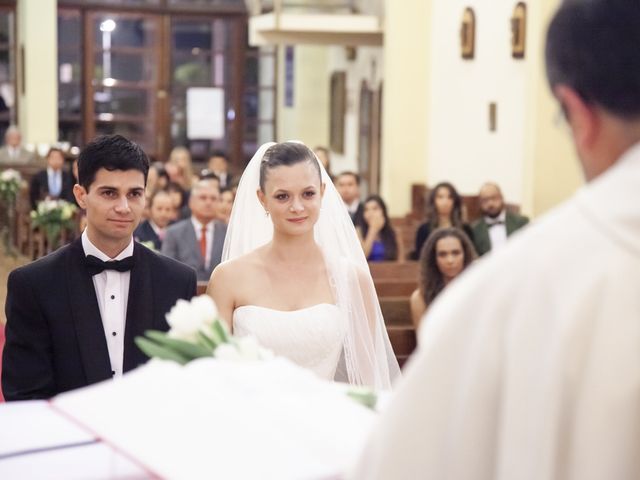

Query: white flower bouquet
left=135, top=295, right=273, bottom=364
left=0, top=168, right=22, bottom=204
left=30, top=198, right=78, bottom=247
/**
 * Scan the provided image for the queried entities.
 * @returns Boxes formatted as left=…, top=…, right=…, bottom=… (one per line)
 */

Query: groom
left=2, top=135, right=197, bottom=401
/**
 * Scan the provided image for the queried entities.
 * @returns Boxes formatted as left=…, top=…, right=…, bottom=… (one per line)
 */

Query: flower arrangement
left=1, top=169, right=23, bottom=253
left=0, top=168, right=22, bottom=204
left=139, top=240, right=157, bottom=252
left=135, top=295, right=273, bottom=364
left=30, top=199, right=78, bottom=248
left=137, top=295, right=379, bottom=410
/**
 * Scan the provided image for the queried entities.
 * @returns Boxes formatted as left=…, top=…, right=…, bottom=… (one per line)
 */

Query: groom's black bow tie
left=487, top=219, right=505, bottom=227
left=85, top=255, right=134, bottom=276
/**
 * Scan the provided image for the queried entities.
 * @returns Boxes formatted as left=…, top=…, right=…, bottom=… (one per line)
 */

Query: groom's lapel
left=123, top=242, right=154, bottom=372
left=66, top=238, right=112, bottom=384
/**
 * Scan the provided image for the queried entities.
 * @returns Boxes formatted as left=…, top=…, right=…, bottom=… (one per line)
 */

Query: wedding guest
left=0, top=125, right=34, bottom=164
left=166, top=181, right=187, bottom=221
left=409, top=227, right=476, bottom=328
left=314, top=146, right=332, bottom=178
left=352, top=1, right=640, bottom=477
left=2, top=134, right=197, bottom=401
left=145, top=161, right=169, bottom=197
left=336, top=171, right=363, bottom=225
left=218, top=188, right=235, bottom=225
left=207, top=141, right=400, bottom=389
left=199, top=170, right=221, bottom=192
left=161, top=179, right=226, bottom=281
left=357, top=194, right=402, bottom=262
left=134, top=190, right=174, bottom=250
left=202, top=150, right=232, bottom=188
left=412, top=181, right=474, bottom=259
left=29, top=147, right=75, bottom=208
left=167, top=146, right=194, bottom=191
left=471, top=182, right=529, bottom=256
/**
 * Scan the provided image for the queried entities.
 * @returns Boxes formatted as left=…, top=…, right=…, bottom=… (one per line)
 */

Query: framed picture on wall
left=460, top=7, right=476, bottom=60
left=330, top=71, right=346, bottom=154
left=511, top=2, right=527, bottom=59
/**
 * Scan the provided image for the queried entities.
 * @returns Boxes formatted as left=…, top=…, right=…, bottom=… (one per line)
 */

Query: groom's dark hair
left=259, top=142, right=322, bottom=191
left=78, top=134, right=149, bottom=191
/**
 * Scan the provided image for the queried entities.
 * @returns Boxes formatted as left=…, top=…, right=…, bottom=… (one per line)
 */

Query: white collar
left=576, top=140, right=640, bottom=255
left=346, top=199, right=360, bottom=213
left=191, top=217, right=214, bottom=232
left=484, top=210, right=506, bottom=224
left=148, top=219, right=164, bottom=235
left=81, top=229, right=134, bottom=261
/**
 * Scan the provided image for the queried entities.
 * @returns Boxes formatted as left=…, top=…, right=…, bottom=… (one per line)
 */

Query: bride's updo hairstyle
left=259, top=142, right=322, bottom=192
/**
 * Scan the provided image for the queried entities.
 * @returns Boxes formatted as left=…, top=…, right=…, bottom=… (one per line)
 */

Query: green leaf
left=135, top=337, right=190, bottom=365
left=211, top=320, right=230, bottom=343
left=196, top=331, right=218, bottom=350
left=346, top=390, right=378, bottom=410
left=144, top=330, right=213, bottom=359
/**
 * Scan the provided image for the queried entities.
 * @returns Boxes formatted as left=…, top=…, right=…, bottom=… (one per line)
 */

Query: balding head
left=478, top=182, right=504, bottom=218
left=5, top=126, right=21, bottom=148
left=189, top=179, right=220, bottom=224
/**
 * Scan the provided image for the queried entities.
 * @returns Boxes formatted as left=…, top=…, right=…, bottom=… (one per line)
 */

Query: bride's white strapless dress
left=233, top=304, right=346, bottom=380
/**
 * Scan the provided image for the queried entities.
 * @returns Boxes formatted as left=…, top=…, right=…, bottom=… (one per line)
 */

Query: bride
left=207, top=142, right=400, bottom=390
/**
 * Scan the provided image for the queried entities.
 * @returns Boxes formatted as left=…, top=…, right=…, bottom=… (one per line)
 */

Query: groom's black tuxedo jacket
left=2, top=238, right=197, bottom=401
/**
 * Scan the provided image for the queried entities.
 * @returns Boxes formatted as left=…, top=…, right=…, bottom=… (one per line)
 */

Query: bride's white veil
left=223, top=142, right=401, bottom=390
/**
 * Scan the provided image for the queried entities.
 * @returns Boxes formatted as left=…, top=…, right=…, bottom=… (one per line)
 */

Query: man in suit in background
left=134, top=189, right=174, bottom=250
left=2, top=134, right=197, bottom=401
left=0, top=125, right=34, bottom=164
left=471, top=182, right=529, bottom=256
left=336, top=171, right=364, bottom=226
left=202, top=150, right=232, bottom=189
left=162, top=179, right=226, bottom=281
left=29, top=147, right=75, bottom=208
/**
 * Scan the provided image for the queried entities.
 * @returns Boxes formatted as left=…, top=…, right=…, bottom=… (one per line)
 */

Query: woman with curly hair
left=410, top=227, right=476, bottom=327
left=357, top=194, right=402, bottom=261
left=412, top=182, right=474, bottom=260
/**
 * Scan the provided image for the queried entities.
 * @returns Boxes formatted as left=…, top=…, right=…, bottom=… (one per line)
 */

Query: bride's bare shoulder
left=209, top=248, right=267, bottom=282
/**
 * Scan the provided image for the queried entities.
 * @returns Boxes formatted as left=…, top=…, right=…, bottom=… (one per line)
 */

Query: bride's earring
left=265, top=210, right=270, bottom=217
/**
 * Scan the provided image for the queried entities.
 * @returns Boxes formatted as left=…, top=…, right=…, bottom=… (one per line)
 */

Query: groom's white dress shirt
left=82, top=230, right=133, bottom=378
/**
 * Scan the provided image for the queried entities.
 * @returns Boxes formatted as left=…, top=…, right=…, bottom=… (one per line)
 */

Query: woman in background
left=357, top=195, right=402, bottom=262
left=218, top=188, right=235, bottom=224
left=412, top=182, right=474, bottom=259
left=167, top=146, right=195, bottom=191
left=410, top=227, right=476, bottom=328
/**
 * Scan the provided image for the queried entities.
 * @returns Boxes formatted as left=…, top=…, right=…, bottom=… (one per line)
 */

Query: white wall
left=327, top=46, right=384, bottom=176
left=276, top=45, right=330, bottom=146
left=427, top=0, right=528, bottom=206
left=18, top=0, right=58, bottom=146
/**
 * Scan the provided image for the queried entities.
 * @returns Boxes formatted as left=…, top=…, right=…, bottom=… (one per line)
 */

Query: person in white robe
left=351, top=1, right=640, bottom=479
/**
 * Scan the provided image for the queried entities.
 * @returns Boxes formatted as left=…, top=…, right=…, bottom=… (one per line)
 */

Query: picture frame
left=511, top=2, right=527, bottom=59
left=330, top=71, right=346, bottom=154
left=460, top=7, right=476, bottom=60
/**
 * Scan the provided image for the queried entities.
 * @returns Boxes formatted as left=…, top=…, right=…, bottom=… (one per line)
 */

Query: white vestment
left=351, top=143, right=640, bottom=480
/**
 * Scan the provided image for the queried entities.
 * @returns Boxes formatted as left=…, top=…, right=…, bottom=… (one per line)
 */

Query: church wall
left=426, top=0, right=527, bottom=210
left=17, top=0, right=58, bottom=147
left=327, top=45, right=384, bottom=178
left=276, top=45, right=330, bottom=148
left=425, top=0, right=583, bottom=217
left=379, top=0, right=431, bottom=216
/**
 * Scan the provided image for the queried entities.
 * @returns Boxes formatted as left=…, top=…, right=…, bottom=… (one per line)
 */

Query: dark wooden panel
left=386, top=324, right=417, bottom=358
left=375, top=280, right=416, bottom=297
left=380, top=297, right=411, bottom=326
left=368, top=261, right=419, bottom=281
